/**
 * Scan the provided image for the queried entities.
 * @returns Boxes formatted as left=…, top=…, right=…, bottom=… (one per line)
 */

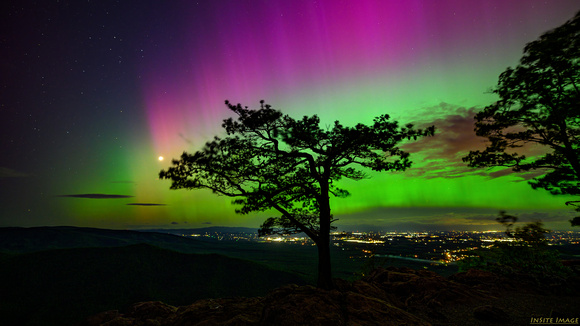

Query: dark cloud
left=202, top=221, right=212, bottom=225
left=171, top=221, right=178, bottom=224
left=57, top=194, right=133, bottom=199
left=338, top=220, right=498, bottom=232
left=514, top=211, right=576, bottom=223
left=402, top=103, right=549, bottom=181
left=404, top=104, right=483, bottom=157
left=338, top=206, right=498, bottom=221
left=462, top=214, right=501, bottom=222
left=337, top=206, right=575, bottom=231
left=0, top=167, right=31, bottom=178
left=178, top=132, right=193, bottom=144
left=401, top=104, right=491, bottom=180
left=126, top=203, right=166, bottom=206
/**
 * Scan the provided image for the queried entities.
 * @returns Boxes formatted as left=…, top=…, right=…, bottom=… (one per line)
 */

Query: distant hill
left=139, top=226, right=259, bottom=235
left=0, top=243, right=307, bottom=326
left=0, top=226, right=459, bottom=283
left=0, top=226, right=217, bottom=254
left=0, top=226, right=324, bottom=280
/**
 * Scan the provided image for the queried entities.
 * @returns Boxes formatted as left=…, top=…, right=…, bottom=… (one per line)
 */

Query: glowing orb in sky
left=158, top=156, right=164, bottom=161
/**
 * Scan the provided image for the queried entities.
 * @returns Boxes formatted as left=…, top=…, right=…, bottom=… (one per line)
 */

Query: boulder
left=472, top=305, right=510, bottom=322
left=363, top=267, right=488, bottom=308
left=127, top=301, right=177, bottom=321
left=171, top=297, right=263, bottom=326
left=260, top=284, right=430, bottom=326
left=84, top=310, right=120, bottom=325
left=449, top=268, right=514, bottom=293
left=84, top=283, right=431, bottom=326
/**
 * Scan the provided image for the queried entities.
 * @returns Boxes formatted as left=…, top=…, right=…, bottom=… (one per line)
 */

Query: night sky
left=2, top=0, right=579, bottom=231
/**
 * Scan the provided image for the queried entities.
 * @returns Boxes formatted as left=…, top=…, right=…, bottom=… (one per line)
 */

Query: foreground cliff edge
left=84, top=267, right=580, bottom=326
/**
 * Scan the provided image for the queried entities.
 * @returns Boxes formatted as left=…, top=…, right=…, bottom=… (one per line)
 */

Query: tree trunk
left=316, top=230, right=333, bottom=290
left=317, top=176, right=334, bottom=290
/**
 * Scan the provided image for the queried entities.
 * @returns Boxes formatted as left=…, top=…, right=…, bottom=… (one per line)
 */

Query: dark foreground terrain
left=84, top=267, right=580, bottom=326
left=1, top=226, right=578, bottom=325
left=0, top=242, right=305, bottom=326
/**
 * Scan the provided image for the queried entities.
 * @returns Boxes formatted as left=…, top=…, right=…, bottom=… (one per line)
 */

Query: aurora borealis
left=2, top=0, right=579, bottom=230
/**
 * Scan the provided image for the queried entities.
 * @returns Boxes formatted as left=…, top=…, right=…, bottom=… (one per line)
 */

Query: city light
left=164, top=229, right=580, bottom=265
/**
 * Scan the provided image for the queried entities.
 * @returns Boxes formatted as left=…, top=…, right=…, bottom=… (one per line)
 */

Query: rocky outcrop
left=85, top=298, right=261, bottom=326
left=472, top=305, right=510, bottom=322
left=84, top=267, right=579, bottom=326
left=361, top=267, right=489, bottom=308
left=260, top=284, right=428, bottom=326
left=84, top=284, right=430, bottom=326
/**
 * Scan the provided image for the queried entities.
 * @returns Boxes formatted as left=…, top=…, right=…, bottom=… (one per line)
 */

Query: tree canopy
left=496, top=211, right=549, bottom=246
left=459, top=212, right=571, bottom=280
left=160, top=100, right=434, bottom=289
left=463, top=12, right=580, bottom=203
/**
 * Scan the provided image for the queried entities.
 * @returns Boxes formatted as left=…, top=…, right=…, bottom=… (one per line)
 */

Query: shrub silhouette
left=459, top=211, right=571, bottom=282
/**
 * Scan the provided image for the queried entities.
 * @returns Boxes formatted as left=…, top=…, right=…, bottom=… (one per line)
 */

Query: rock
left=449, top=268, right=515, bottom=294
left=472, top=305, right=510, bottom=322
left=172, top=297, right=263, bottom=326
left=363, top=267, right=488, bottom=308
left=260, top=285, right=343, bottom=326
left=84, top=266, right=580, bottom=326
left=126, top=301, right=177, bottom=321
left=449, top=269, right=502, bottom=286
left=86, top=267, right=532, bottom=326
left=85, top=283, right=431, bottom=326
left=342, top=291, right=430, bottom=326
left=335, top=278, right=403, bottom=309
left=101, top=317, right=136, bottom=326
left=84, top=310, right=120, bottom=326
left=260, top=284, right=430, bottom=326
